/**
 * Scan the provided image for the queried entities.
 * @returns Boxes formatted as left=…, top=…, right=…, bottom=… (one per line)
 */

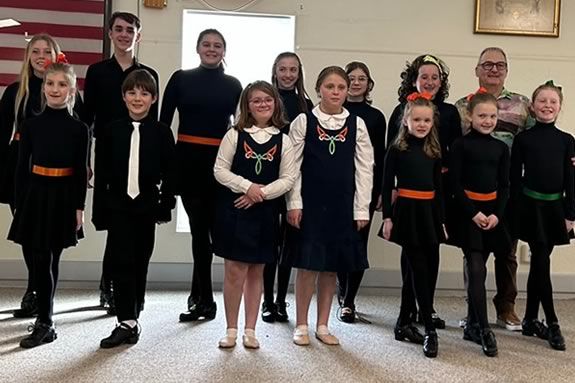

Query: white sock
left=121, top=320, right=137, bottom=328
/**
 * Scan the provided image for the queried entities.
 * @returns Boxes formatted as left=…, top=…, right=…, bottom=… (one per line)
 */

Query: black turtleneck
left=344, top=100, right=387, bottom=199
left=15, top=106, right=89, bottom=209
left=382, top=135, right=443, bottom=219
left=160, top=65, right=242, bottom=139
left=510, top=120, right=575, bottom=219
left=450, top=129, right=509, bottom=219
left=278, top=88, right=313, bottom=130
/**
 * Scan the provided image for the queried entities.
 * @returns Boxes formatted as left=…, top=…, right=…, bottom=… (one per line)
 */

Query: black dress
left=8, top=107, right=89, bottom=249
left=450, top=129, right=511, bottom=252
left=213, top=131, right=283, bottom=264
left=510, top=121, right=575, bottom=245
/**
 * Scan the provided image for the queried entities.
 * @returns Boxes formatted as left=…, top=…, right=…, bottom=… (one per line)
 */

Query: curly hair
left=397, top=54, right=450, bottom=103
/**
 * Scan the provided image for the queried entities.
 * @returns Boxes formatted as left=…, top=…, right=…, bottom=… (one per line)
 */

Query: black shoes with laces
left=179, top=301, right=217, bottom=322
left=20, top=321, right=57, bottom=348
left=100, top=322, right=141, bottom=348
left=13, top=291, right=38, bottom=318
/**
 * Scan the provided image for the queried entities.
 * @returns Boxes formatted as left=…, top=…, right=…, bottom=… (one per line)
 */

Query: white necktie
left=127, top=121, right=140, bottom=199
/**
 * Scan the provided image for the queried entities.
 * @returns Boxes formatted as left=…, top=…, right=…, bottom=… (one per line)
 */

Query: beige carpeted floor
left=0, top=288, right=574, bottom=383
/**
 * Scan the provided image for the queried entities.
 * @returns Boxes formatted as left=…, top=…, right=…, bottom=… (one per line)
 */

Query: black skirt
left=516, top=194, right=572, bottom=245
left=0, top=141, right=18, bottom=205
left=8, top=175, right=83, bottom=250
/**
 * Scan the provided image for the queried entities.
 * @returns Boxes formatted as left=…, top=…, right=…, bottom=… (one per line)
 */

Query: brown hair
left=466, top=92, right=498, bottom=114
left=108, top=12, right=141, bottom=31
left=271, top=52, right=311, bottom=113
left=393, top=97, right=441, bottom=159
left=234, top=81, right=287, bottom=131
left=397, top=54, right=450, bottom=103
left=42, top=62, right=77, bottom=114
left=122, top=69, right=158, bottom=98
left=531, top=82, right=563, bottom=105
left=314, top=66, right=350, bottom=94
left=345, top=61, right=375, bottom=104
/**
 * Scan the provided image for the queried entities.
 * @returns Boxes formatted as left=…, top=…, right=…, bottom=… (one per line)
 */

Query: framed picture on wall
left=474, top=0, right=561, bottom=37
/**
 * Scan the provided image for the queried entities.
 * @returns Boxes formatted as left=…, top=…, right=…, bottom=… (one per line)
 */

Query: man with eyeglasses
left=455, top=46, right=532, bottom=333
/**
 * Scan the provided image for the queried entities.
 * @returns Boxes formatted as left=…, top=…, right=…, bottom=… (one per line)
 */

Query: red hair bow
left=466, top=87, right=488, bottom=102
left=43, top=52, right=69, bottom=69
left=406, top=92, right=433, bottom=102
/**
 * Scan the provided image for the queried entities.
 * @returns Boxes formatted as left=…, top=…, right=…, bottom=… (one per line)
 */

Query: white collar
left=244, top=125, right=281, bottom=135
left=312, top=105, right=349, bottom=121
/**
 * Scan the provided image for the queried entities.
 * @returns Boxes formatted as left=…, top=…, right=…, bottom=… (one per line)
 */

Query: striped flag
left=0, top=0, right=107, bottom=95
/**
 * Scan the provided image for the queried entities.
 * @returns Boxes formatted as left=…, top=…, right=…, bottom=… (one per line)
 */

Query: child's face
left=531, top=88, right=561, bottom=123
left=348, top=68, right=369, bottom=99
left=196, top=33, right=225, bottom=68
left=414, top=64, right=441, bottom=98
left=108, top=18, right=140, bottom=53
left=469, top=102, right=498, bottom=135
left=275, top=57, right=300, bottom=90
left=319, top=74, right=347, bottom=113
left=123, top=87, right=156, bottom=120
left=405, top=106, right=434, bottom=139
left=248, top=89, right=275, bottom=127
left=44, top=72, right=72, bottom=109
left=29, top=40, right=54, bottom=77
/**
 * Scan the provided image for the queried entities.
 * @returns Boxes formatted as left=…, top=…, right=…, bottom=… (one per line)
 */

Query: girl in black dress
left=511, top=81, right=575, bottom=351
left=9, top=59, right=89, bottom=348
left=261, top=52, right=313, bottom=323
left=337, top=61, right=386, bottom=323
left=450, top=91, right=510, bottom=357
left=213, top=81, right=295, bottom=349
left=381, top=93, right=445, bottom=358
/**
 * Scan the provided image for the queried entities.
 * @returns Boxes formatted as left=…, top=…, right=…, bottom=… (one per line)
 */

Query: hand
left=382, top=218, right=393, bottom=240
left=356, top=219, right=369, bottom=231
left=566, top=219, right=575, bottom=233
left=472, top=212, right=488, bottom=229
left=443, top=224, right=449, bottom=240
left=246, top=183, right=265, bottom=203
left=391, top=189, right=398, bottom=205
left=484, top=214, right=499, bottom=230
left=287, top=209, right=302, bottom=229
left=76, top=209, right=84, bottom=231
left=375, top=195, right=383, bottom=212
left=234, top=195, right=256, bottom=209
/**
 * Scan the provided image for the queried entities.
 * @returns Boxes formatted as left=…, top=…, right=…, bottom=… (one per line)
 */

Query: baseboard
left=1, top=259, right=574, bottom=294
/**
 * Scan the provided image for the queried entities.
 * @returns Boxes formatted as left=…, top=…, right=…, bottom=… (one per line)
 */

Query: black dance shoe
left=548, top=323, right=566, bottom=351
left=417, top=311, right=446, bottom=330
left=261, top=301, right=277, bottom=323
left=480, top=329, right=498, bottom=357
left=394, top=324, right=425, bottom=345
left=423, top=331, right=438, bottom=358
left=339, top=306, right=356, bottom=323
left=13, top=291, right=38, bottom=318
left=275, top=301, right=289, bottom=322
left=463, top=323, right=482, bottom=345
left=20, top=321, right=57, bottom=348
left=522, top=318, right=549, bottom=340
left=100, top=323, right=140, bottom=348
left=179, top=301, right=217, bottom=322
left=187, top=295, right=199, bottom=310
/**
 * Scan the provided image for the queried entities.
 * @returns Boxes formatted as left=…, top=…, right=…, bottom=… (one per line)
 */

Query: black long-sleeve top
left=510, top=121, right=575, bottom=220
left=92, top=116, right=176, bottom=230
left=278, top=88, right=313, bottom=128
left=160, top=66, right=242, bottom=139
left=345, top=100, right=387, bottom=200
left=382, top=136, right=443, bottom=220
left=83, top=57, right=159, bottom=138
left=450, top=129, right=510, bottom=219
left=15, top=107, right=89, bottom=209
left=387, top=100, right=461, bottom=168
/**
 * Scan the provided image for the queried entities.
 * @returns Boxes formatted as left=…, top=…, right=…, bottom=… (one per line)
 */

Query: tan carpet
left=0, top=288, right=573, bottom=383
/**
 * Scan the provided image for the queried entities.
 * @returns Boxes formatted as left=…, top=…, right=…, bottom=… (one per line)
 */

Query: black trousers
left=9, top=202, right=35, bottom=294
left=108, top=214, right=155, bottom=322
left=181, top=194, right=215, bottom=306
left=398, top=245, right=437, bottom=332
left=99, top=237, right=113, bottom=295
left=24, top=246, right=62, bottom=324
left=464, top=249, right=491, bottom=329
left=525, top=243, right=558, bottom=324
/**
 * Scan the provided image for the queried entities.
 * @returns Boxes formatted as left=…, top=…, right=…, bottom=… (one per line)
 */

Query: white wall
left=1, top=0, right=574, bottom=290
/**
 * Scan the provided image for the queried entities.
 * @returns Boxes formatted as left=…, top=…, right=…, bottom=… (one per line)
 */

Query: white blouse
left=213, top=125, right=296, bottom=200
left=286, top=105, right=374, bottom=220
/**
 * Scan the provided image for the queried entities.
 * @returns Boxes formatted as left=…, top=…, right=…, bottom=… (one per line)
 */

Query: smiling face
left=44, top=71, right=73, bottom=109
left=475, top=49, right=508, bottom=90
left=248, top=89, right=275, bottom=127
left=531, top=88, right=561, bottom=123
left=108, top=17, right=140, bottom=53
left=318, top=73, right=348, bottom=114
left=347, top=68, right=370, bottom=99
left=414, top=64, right=441, bottom=98
left=29, top=39, right=55, bottom=77
left=404, top=105, right=434, bottom=139
left=469, top=101, right=498, bottom=135
left=196, top=33, right=225, bottom=68
left=123, top=86, right=157, bottom=121
left=275, top=56, right=300, bottom=90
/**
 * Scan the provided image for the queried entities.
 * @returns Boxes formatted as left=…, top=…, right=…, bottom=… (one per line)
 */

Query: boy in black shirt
left=94, top=70, right=175, bottom=348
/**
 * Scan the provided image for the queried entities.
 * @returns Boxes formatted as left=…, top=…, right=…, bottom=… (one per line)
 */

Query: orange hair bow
left=466, top=87, right=488, bottom=102
left=44, top=52, right=69, bottom=69
left=406, top=92, right=433, bottom=102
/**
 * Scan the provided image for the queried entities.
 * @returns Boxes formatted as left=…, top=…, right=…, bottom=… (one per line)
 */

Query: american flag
left=0, top=0, right=107, bottom=96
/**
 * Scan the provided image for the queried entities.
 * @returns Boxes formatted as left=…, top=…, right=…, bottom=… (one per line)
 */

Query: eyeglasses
left=479, top=61, right=507, bottom=71
left=249, top=97, right=274, bottom=106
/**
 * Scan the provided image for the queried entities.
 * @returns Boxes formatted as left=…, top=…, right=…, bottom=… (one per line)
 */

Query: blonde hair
left=393, top=97, right=441, bottom=159
left=14, top=34, right=61, bottom=123
left=42, top=63, right=77, bottom=114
